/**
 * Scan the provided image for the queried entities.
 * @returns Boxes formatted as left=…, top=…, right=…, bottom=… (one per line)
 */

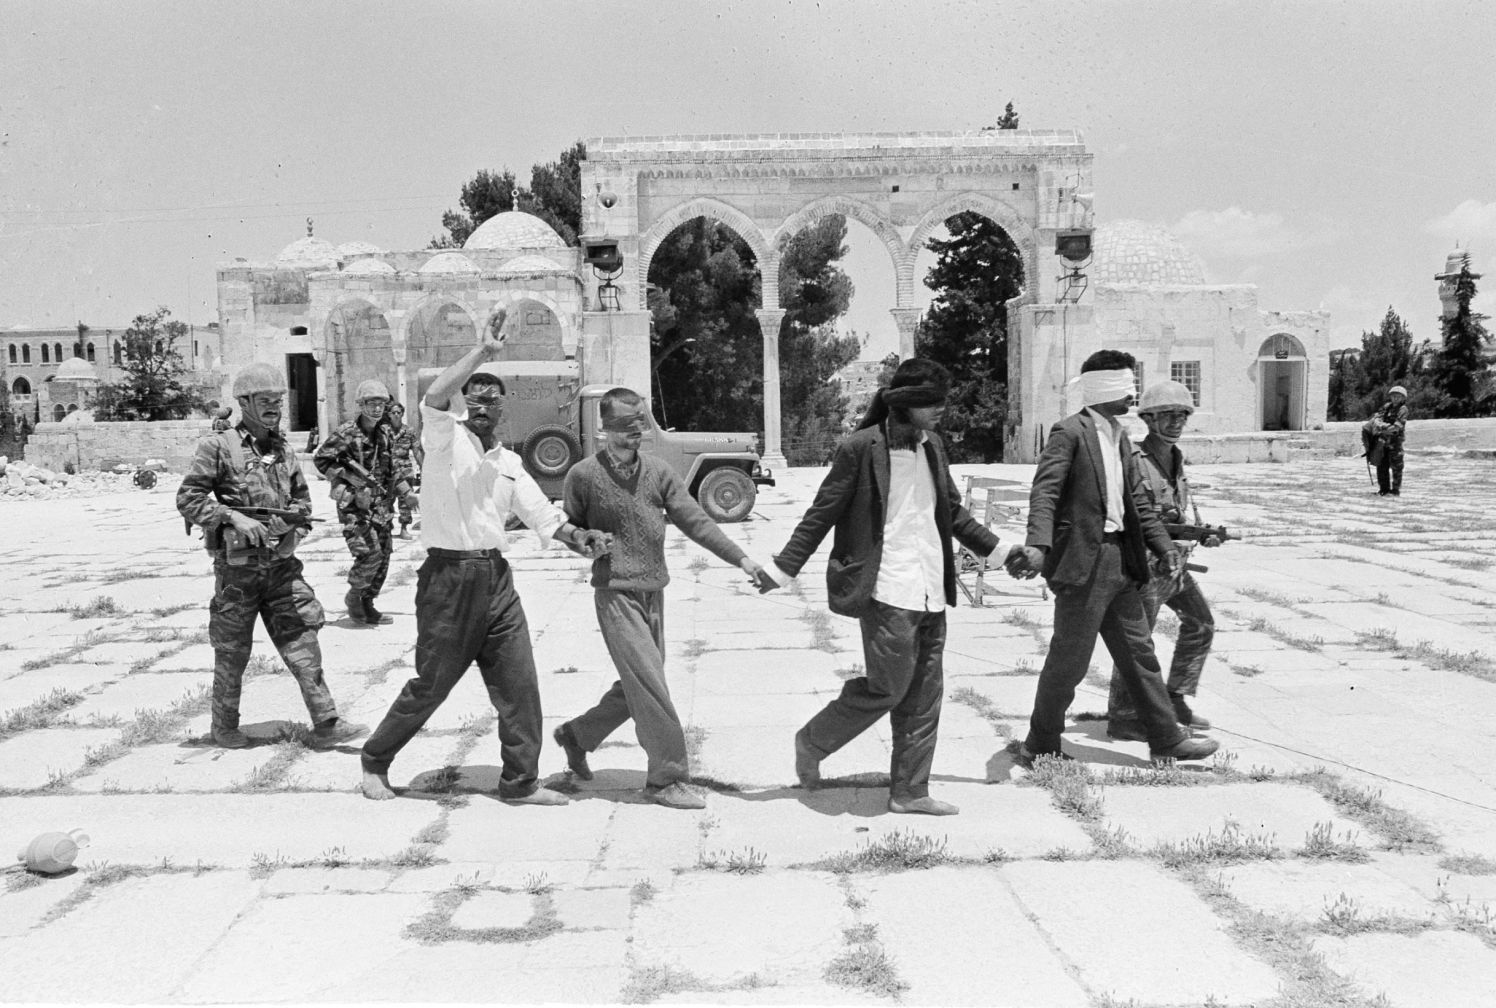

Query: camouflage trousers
left=1107, top=569, right=1214, bottom=723
left=208, top=557, right=337, bottom=731
left=1376, top=442, right=1405, bottom=494
left=341, top=516, right=393, bottom=597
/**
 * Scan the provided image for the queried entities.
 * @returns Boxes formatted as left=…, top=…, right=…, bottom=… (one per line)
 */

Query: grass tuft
left=816, top=829, right=951, bottom=874
left=824, top=945, right=909, bottom=999
left=1, top=687, right=86, bottom=738
left=1150, top=821, right=1281, bottom=868
left=1298, top=821, right=1369, bottom=862
left=1440, top=853, right=1496, bottom=876
left=698, top=847, right=767, bottom=875
left=68, top=595, right=122, bottom=619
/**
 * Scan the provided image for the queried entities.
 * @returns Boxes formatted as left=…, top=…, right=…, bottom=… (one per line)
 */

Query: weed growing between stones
left=1351, top=628, right=1495, bottom=683
left=1297, top=822, right=1369, bottom=862
left=522, top=872, right=553, bottom=895
left=1436, top=891, right=1496, bottom=948
left=38, top=860, right=206, bottom=926
left=814, top=829, right=952, bottom=873
left=0, top=687, right=85, bottom=737
left=66, top=595, right=122, bottom=619
left=683, top=724, right=706, bottom=762
left=1150, top=821, right=1281, bottom=868
left=629, top=878, right=656, bottom=906
left=1319, top=892, right=1435, bottom=937
left=1230, top=662, right=1265, bottom=678
left=802, top=607, right=839, bottom=653
left=553, top=664, right=581, bottom=674
left=20, top=628, right=112, bottom=671
left=5, top=870, right=44, bottom=893
left=244, top=655, right=286, bottom=677
left=150, top=602, right=198, bottom=618
left=619, top=964, right=709, bottom=1004
left=697, top=847, right=767, bottom=875
left=824, top=944, right=909, bottom=999
left=1105, top=762, right=1213, bottom=787
left=686, top=555, right=710, bottom=575
left=1439, top=853, right=1496, bottom=875
left=1020, top=751, right=1106, bottom=821
left=1002, top=609, right=1036, bottom=628
left=1291, top=771, right=1441, bottom=851
left=680, top=638, right=709, bottom=660
left=404, top=884, right=563, bottom=946
left=948, top=685, right=1016, bottom=738
left=230, top=740, right=305, bottom=792
left=1084, top=825, right=1135, bottom=859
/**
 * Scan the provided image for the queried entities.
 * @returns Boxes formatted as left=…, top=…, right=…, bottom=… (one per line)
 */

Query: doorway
left=1257, top=334, right=1308, bottom=431
left=285, top=353, right=318, bottom=432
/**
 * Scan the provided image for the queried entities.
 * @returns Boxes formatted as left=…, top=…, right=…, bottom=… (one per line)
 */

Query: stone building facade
left=213, top=130, right=1328, bottom=464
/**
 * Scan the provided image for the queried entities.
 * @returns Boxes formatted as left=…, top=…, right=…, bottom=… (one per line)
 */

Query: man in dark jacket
left=772, top=359, right=1021, bottom=816
left=1007, top=350, right=1219, bottom=765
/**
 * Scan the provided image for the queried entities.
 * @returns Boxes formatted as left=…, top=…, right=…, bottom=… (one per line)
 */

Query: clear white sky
left=2, top=0, right=1492, bottom=357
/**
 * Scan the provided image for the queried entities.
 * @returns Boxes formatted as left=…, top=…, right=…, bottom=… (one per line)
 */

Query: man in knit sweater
left=552, top=388, right=772, bottom=810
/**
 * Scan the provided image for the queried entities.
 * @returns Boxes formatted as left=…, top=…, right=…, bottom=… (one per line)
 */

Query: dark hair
left=1080, top=349, right=1136, bottom=374
left=387, top=402, right=405, bottom=414
left=599, top=387, right=644, bottom=419
left=889, top=357, right=951, bottom=391
left=461, top=373, right=506, bottom=396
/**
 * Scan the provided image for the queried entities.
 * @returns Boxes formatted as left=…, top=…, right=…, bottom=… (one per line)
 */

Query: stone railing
left=24, top=418, right=214, bottom=473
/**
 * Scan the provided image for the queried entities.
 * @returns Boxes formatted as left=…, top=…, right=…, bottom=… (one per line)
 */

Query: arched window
left=52, top=405, right=66, bottom=422
left=12, top=377, right=29, bottom=395
left=53, top=343, right=62, bottom=362
left=67, top=403, right=78, bottom=414
left=73, top=342, right=82, bottom=359
left=113, top=342, right=123, bottom=365
left=21, top=344, right=30, bottom=363
left=86, top=342, right=96, bottom=362
left=7, top=345, right=15, bottom=363
left=41, top=344, right=50, bottom=363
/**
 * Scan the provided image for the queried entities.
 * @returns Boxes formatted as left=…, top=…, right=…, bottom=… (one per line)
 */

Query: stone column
left=755, top=308, right=788, bottom=469
left=889, top=307, right=922, bottom=361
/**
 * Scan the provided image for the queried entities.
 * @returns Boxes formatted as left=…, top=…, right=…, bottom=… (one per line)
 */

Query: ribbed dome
left=464, top=211, right=565, bottom=251
left=54, top=357, right=99, bottom=381
left=341, top=257, right=398, bottom=276
left=419, top=252, right=479, bottom=275
left=496, top=254, right=568, bottom=275
left=276, top=235, right=339, bottom=268
left=337, top=240, right=387, bottom=257
left=1093, top=220, right=1207, bottom=286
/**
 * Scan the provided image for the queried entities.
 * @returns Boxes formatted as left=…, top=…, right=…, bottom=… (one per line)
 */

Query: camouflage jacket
left=385, top=423, right=423, bottom=484
left=176, top=424, right=311, bottom=555
left=313, top=418, right=414, bottom=525
left=1372, top=401, right=1409, bottom=444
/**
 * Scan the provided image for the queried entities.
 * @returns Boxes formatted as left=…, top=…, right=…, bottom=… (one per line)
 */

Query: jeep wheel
left=521, top=425, right=583, bottom=479
left=697, top=467, right=756, bottom=523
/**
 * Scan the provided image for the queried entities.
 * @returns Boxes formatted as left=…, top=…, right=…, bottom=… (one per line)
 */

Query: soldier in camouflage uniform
left=313, top=380, right=416, bottom=625
left=176, top=363, right=367, bottom=750
left=1370, top=385, right=1409, bottom=496
left=1105, top=381, right=1221, bottom=742
left=383, top=402, right=422, bottom=539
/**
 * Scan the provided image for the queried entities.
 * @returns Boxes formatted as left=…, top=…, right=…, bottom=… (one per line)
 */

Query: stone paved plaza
left=2, top=454, right=1495, bottom=1006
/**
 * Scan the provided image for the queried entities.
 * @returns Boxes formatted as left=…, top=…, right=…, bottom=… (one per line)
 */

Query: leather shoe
left=888, top=796, right=959, bottom=816
left=553, top=723, right=593, bottom=780
left=212, top=726, right=249, bottom=749
left=1015, top=742, right=1074, bottom=768
left=643, top=783, right=706, bottom=810
left=1150, top=736, right=1220, bottom=762
left=1106, top=719, right=1148, bottom=742
left=1171, top=695, right=1211, bottom=730
left=794, top=728, right=822, bottom=788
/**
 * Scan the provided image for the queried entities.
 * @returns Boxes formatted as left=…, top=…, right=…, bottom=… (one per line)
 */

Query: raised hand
left=482, top=309, right=509, bottom=357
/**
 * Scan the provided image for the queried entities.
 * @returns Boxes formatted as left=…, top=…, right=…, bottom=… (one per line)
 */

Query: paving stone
left=0, top=727, right=120, bottom=789
left=0, top=667, right=116, bottom=711
left=1222, top=858, right=1436, bottom=921
left=0, top=871, right=88, bottom=937
left=65, top=673, right=204, bottom=722
left=860, top=866, right=1090, bottom=1007
left=176, top=891, right=430, bottom=1001
left=322, top=940, right=628, bottom=1003
left=1101, top=781, right=1362, bottom=850
left=70, top=739, right=277, bottom=793
left=448, top=888, right=538, bottom=929
left=0, top=793, right=437, bottom=867
left=149, top=642, right=214, bottom=671
left=551, top=884, right=634, bottom=930
left=1312, top=930, right=1496, bottom=1008
left=689, top=690, right=822, bottom=729
left=388, top=859, right=594, bottom=893
left=631, top=871, right=850, bottom=987
left=1003, top=860, right=1280, bottom=1005
left=441, top=791, right=615, bottom=863
left=0, top=871, right=262, bottom=1002
left=693, top=648, right=848, bottom=687
left=262, top=866, right=395, bottom=894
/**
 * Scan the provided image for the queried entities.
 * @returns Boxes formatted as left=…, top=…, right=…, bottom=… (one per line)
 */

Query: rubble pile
left=0, top=456, right=164, bottom=499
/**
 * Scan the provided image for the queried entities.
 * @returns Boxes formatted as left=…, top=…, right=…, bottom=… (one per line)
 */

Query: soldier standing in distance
left=1104, top=380, right=1221, bottom=742
left=1369, top=385, right=1410, bottom=496
left=176, top=363, right=366, bottom=750
left=314, top=380, right=416, bottom=624
left=384, top=401, right=423, bottom=539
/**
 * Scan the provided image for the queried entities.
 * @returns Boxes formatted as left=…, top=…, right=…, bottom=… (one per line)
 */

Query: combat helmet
left=1137, top=380, right=1196, bottom=416
left=355, top=379, right=391, bottom=401
left=231, top=363, right=287, bottom=399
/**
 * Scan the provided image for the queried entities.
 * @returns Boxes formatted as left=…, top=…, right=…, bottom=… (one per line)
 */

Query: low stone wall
left=25, top=419, right=214, bottom=473
left=1179, top=433, right=1297, bottom=464
left=1297, top=418, right=1496, bottom=455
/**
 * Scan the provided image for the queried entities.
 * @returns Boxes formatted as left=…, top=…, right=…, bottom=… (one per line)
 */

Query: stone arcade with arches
left=214, top=130, right=1329, bottom=464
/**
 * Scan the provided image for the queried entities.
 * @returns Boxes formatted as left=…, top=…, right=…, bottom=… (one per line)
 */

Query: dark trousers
left=568, top=589, right=686, bottom=789
left=799, top=600, right=946, bottom=801
left=1025, top=542, right=1188, bottom=754
left=1376, top=443, right=1404, bottom=494
left=1108, top=570, right=1214, bottom=722
left=361, top=551, right=543, bottom=797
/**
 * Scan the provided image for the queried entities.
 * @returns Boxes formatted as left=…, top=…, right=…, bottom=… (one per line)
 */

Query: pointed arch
left=771, top=195, right=905, bottom=310
left=637, top=197, right=770, bottom=311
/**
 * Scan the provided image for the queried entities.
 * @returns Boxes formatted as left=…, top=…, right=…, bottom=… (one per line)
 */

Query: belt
left=426, top=547, right=504, bottom=560
left=1102, top=531, right=1125, bottom=543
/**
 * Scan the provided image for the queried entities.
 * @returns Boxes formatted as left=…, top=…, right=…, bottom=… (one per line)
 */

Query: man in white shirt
left=771, top=359, right=1022, bottom=816
left=1008, top=349, right=1219, bottom=765
left=360, top=316, right=607, bottom=803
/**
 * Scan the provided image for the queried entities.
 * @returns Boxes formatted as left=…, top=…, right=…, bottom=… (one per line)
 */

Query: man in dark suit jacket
left=772, top=359, right=1022, bottom=816
left=1008, top=350, right=1219, bottom=764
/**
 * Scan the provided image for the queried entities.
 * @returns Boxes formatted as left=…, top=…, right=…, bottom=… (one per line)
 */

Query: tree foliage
left=432, top=141, right=586, bottom=248
left=914, top=212, right=1025, bottom=462
left=1426, top=258, right=1494, bottom=417
left=1326, top=307, right=1435, bottom=421
left=92, top=307, right=210, bottom=421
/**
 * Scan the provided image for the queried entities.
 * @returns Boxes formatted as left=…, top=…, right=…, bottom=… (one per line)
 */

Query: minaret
left=1435, top=247, right=1480, bottom=321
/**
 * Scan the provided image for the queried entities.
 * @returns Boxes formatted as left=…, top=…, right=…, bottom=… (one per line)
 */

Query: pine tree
left=1427, top=256, right=1494, bottom=417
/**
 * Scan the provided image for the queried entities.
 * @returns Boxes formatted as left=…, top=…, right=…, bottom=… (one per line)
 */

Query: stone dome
left=1092, top=219, right=1207, bottom=286
left=419, top=252, right=479, bottom=275
left=496, top=254, right=568, bottom=275
left=464, top=211, right=565, bottom=251
left=54, top=357, right=99, bottom=382
left=341, top=257, right=398, bottom=276
left=276, top=235, right=339, bottom=268
left=337, top=240, right=387, bottom=257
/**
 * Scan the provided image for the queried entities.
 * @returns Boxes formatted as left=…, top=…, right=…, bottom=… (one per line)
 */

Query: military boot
left=345, top=590, right=369, bottom=623
left=362, top=595, right=393, bottom=625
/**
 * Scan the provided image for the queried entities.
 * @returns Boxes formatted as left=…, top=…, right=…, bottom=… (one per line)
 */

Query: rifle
left=334, top=458, right=372, bottom=490
left=220, top=507, right=322, bottom=566
left=1164, top=523, right=1240, bottom=544
left=230, top=506, right=323, bottom=527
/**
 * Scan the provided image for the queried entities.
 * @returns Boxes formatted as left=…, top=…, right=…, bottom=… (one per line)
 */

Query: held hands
left=1003, top=544, right=1045, bottom=580
left=740, top=557, right=778, bottom=594
left=575, top=529, right=611, bottom=559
